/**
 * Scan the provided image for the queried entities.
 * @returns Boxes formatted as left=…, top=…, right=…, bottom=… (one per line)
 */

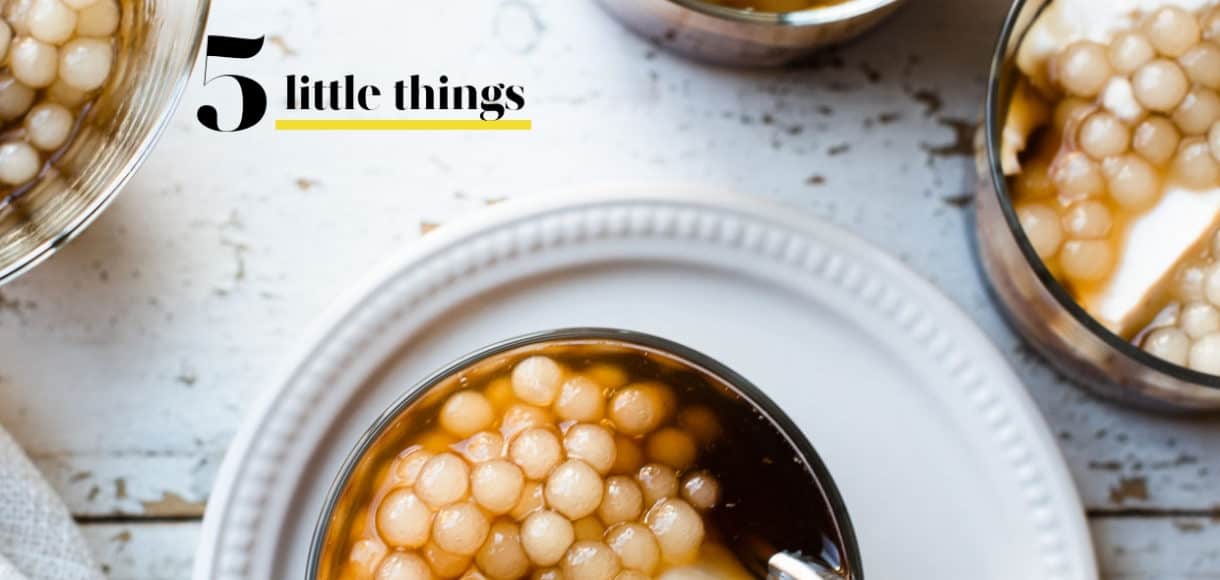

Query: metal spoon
left=768, top=552, right=849, bottom=580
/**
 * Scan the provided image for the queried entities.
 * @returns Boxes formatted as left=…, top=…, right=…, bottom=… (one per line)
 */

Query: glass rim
left=660, top=0, right=902, bottom=26
left=0, top=0, right=214, bottom=286
left=305, top=327, right=864, bottom=580
left=983, top=0, right=1220, bottom=389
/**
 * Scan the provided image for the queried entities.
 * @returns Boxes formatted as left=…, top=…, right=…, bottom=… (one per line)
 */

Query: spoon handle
left=768, top=552, right=848, bottom=580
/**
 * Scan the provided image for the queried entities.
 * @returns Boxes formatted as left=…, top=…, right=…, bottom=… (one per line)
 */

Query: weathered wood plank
left=81, top=522, right=197, bottom=580
left=34, top=454, right=210, bottom=518
left=1093, top=516, right=1220, bottom=579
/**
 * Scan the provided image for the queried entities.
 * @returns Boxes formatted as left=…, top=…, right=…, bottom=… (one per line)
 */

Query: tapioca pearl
left=63, top=0, right=100, bottom=8
left=510, top=427, right=563, bottom=480
left=635, top=464, right=679, bottom=507
left=564, top=424, right=617, bottom=474
left=679, top=472, right=720, bottom=512
left=350, top=539, right=388, bottom=574
left=554, top=376, right=606, bottom=423
left=433, top=502, right=491, bottom=557
left=1204, top=263, right=1220, bottom=306
left=1177, top=265, right=1208, bottom=301
left=1134, top=59, right=1190, bottom=112
left=645, top=428, right=698, bottom=471
left=1053, top=97, right=1093, bottom=132
left=1102, top=77, right=1146, bottom=124
left=1061, top=200, right=1112, bottom=240
left=58, top=37, right=111, bottom=91
left=485, top=377, right=514, bottom=410
left=1078, top=112, right=1131, bottom=159
left=1050, top=151, right=1106, bottom=200
left=471, top=460, right=525, bottom=515
left=572, top=517, right=604, bottom=542
left=1133, top=116, right=1182, bottom=165
left=1173, top=87, right=1220, bottom=135
left=1058, top=201, right=1117, bottom=249
left=501, top=404, right=554, bottom=440
left=44, top=78, right=89, bottom=107
left=561, top=541, right=621, bottom=580
left=417, top=453, right=471, bottom=508
left=0, top=142, right=40, bottom=185
left=510, top=481, right=546, bottom=521
left=605, top=523, right=660, bottom=574
left=378, top=489, right=434, bottom=548
left=1056, top=41, right=1112, bottom=98
left=643, top=499, right=704, bottom=565
left=1171, top=137, right=1220, bottom=188
left=1110, top=31, right=1157, bottom=74
left=599, top=476, right=644, bottom=525
left=1059, top=239, right=1116, bottom=282
left=1016, top=203, right=1063, bottom=259
left=11, top=38, right=57, bottom=88
left=533, top=570, right=562, bottom=580
left=1083, top=109, right=1127, bottom=156
left=1189, top=333, right=1220, bottom=373
left=586, top=364, right=629, bottom=389
left=512, top=356, right=564, bottom=406
left=424, top=542, right=472, bottom=579
left=545, top=460, right=604, bottom=520
left=1143, top=326, right=1191, bottom=366
left=1181, top=302, right=1220, bottom=338
left=676, top=406, right=720, bottom=445
left=0, top=76, right=35, bottom=121
left=609, top=383, right=672, bottom=436
left=75, top=0, right=118, bottom=37
left=24, top=102, right=73, bottom=151
left=476, top=521, right=531, bottom=580
left=521, top=510, right=575, bottom=567
left=1180, top=42, right=1220, bottom=89
left=1212, top=227, right=1220, bottom=256
left=440, top=391, right=495, bottom=438
left=1103, top=154, right=1162, bottom=210
left=375, top=552, right=435, bottom=580
left=610, top=436, right=643, bottom=476
left=28, top=0, right=76, bottom=45
left=396, top=449, right=434, bottom=487
left=462, top=431, right=506, bottom=464
left=1144, top=6, right=1201, bottom=58
left=615, top=572, right=649, bottom=580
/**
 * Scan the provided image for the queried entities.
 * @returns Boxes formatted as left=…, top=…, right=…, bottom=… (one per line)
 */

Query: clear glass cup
left=975, top=0, right=1220, bottom=412
left=0, top=0, right=211, bottom=284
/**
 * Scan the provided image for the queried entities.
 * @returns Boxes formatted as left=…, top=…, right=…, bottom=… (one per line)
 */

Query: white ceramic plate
left=194, top=189, right=1098, bottom=580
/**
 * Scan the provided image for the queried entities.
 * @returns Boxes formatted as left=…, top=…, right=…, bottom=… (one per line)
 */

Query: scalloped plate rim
left=193, top=186, right=1098, bottom=580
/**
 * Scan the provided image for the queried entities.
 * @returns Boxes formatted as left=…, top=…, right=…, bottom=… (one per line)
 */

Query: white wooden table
left=1, top=0, right=1218, bottom=577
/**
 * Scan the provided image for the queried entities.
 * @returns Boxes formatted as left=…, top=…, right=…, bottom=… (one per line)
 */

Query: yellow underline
left=274, top=119, right=532, bottom=131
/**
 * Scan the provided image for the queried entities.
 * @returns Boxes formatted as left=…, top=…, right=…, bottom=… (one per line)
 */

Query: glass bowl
left=0, top=0, right=211, bottom=284
left=596, top=0, right=907, bottom=67
left=975, top=0, right=1220, bottom=412
left=307, top=328, right=863, bottom=579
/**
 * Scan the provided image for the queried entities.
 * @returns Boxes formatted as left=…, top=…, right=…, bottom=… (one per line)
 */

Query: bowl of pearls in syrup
left=307, top=329, right=862, bottom=580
